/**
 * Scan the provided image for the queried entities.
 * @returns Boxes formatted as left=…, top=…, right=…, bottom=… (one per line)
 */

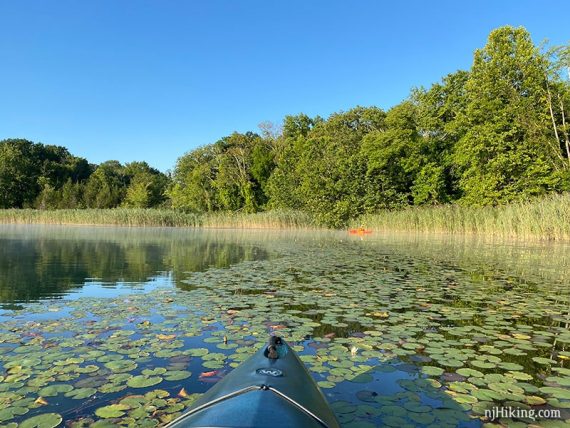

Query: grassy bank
left=352, top=193, right=570, bottom=240
left=1, top=193, right=569, bottom=239
left=0, top=208, right=317, bottom=229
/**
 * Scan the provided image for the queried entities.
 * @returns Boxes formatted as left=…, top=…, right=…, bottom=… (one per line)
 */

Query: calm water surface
left=0, top=225, right=569, bottom=427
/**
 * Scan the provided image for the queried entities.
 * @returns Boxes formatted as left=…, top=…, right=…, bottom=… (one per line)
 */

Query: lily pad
left=317, top=381, right=336, bottom=389
left=0, top=407, right=29, bottom=422
left=95, top=404, right=130, bottom=418
left=104, top=360, right=137, bottom=373
left=422, top=366, right=444, bottom=376
left=19, top=413, right=63, bottom=428
left=38, top=384, right=74, bottom=397
left=164, top=370, right=192, bottom=381
left=127, top=376, right=163, bottom=388
left=64, top=387, right=97, bottom=399
left=540, top=387, right=570, bottom=400
left=456, top=368, right=483, bottom=378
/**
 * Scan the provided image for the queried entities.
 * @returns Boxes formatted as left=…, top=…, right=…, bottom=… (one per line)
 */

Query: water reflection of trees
left=0, top=226, right=271, bottom=304
left=3, top=225, right=569, bottom=308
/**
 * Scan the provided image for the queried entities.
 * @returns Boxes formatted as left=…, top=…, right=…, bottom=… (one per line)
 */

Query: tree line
left=0, top=140, right=169, bottom=209
left=1, top=27, right=569, bottom=226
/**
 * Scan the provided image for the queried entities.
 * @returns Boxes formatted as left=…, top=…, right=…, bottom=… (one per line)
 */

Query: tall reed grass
left=0, top=208, right=317, bottom=229
left=2, top=193, right=569, bottom=239
left=351, top=193, right=570, bottom=240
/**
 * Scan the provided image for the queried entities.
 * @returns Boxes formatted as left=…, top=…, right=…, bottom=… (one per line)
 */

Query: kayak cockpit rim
left=165, top=383, right=333, bottom=428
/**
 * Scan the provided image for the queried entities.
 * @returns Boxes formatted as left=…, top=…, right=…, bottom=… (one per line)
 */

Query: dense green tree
left=169, top=146, right=219, bottom=212
left=34, top=145, right=92, bottom=209
left=410, top=70, right=470, bottom=203
left=268, top=107, right=385, bottom=226
left=122, top=161, right=169, bottom=208
left=265, top=115, right=308, bottom=210
left=454, top=26, right=565, bottom=205
left=58, top=179, right=85, bottom=209
left=170, top=132, right=273, bottom=213
left=83, top=161, right=126, bottom=208
left=250, top=139, right=275, bottom=207
left=0, top=139, right=166, bottom=210
left=303, top=107, right=386, bottom=226
left=35, top=145, right=90, bottom=188
left=0, top=140, right=39, bottom=208
left=213, top=132, right=263, bottom=213
left=360, top=103, right=421, bottom=208
left=0, top=139, right=93, bottom=209
left=282, top=113, right=318, bottom=139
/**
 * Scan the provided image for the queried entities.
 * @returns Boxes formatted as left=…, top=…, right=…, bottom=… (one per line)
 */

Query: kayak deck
left=166, top=337, right=340, bottom=428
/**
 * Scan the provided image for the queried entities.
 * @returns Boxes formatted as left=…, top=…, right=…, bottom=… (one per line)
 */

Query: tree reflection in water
left=0, top=225, right=271, bottom=306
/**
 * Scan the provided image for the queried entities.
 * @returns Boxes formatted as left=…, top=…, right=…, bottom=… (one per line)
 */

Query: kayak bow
left=166, top=336, right=340, bottom=428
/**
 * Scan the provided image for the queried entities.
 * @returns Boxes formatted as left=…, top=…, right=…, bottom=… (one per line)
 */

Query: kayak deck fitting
left=166, top=336, right=340, bottom=428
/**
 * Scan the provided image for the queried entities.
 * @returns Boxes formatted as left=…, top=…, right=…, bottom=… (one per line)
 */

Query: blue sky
left=1, top=1, right=568, bottom=172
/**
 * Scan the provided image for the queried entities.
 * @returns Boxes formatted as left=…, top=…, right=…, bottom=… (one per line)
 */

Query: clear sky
left=1, top=1, right=569, bottom=172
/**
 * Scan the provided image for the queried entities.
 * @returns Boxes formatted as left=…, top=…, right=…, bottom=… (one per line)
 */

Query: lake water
left=0, top=225, right=569, bottom=427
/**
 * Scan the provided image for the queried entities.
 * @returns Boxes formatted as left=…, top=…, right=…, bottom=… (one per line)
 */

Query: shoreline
left=0, top=193, right=569, bottom=241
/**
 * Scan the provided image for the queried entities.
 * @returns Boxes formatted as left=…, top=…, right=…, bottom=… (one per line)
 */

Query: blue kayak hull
left=166, top=338, right=340, bottom=428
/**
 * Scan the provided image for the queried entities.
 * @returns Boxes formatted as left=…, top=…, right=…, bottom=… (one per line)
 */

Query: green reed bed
left=199, top=210, right=317, bottom=229
left=0, top=208, right=317, bottom=229
left=2, top=194, right=569, bottom=239
left=353, top=193, right=570, bottom=240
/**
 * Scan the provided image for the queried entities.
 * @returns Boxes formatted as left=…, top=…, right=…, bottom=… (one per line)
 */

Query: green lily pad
left=471, top=360, right=496, bottom=369
left=19, top=413, right=63, bottom=428
left=38, top=384, right=74, bottom=397
left=187, top=348, right=209, bottom=357
left=141, top=368, right=167, bottom=376
left=104, top=360, right=137, bottom=373
left=127, top=376, right=163, bottom=388
left=95, top=404, right=130, bottom=418
left=498, top=362, right=524, bottom=371
left=64, top=387, right=97, bottom=399
left=0, top=407, right=29, bottom=422
left=506, top=371, right=533, bottom=381
left=456, top=368, right=483, bottom=377
left=75, top=365, right=100, bottom=374
left=545, top=376, right=570, bottom=387
left=540, top=387, right=570, bottom=400
left=404, top=401, right=432, bottom=413
left=409, top=412, right=435, bottom=424
left=422, top=366, right=444, bottom=376
left=331, top=400, right=357, bottom=414
left=317, top=381, right=336, bottom=388
left=164, top=370, right=192, bottom=381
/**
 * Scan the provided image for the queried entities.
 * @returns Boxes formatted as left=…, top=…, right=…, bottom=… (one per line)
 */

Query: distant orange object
left=348, top=228, right=372, bottom=235
left=199, top=370, right=225, bottom=383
